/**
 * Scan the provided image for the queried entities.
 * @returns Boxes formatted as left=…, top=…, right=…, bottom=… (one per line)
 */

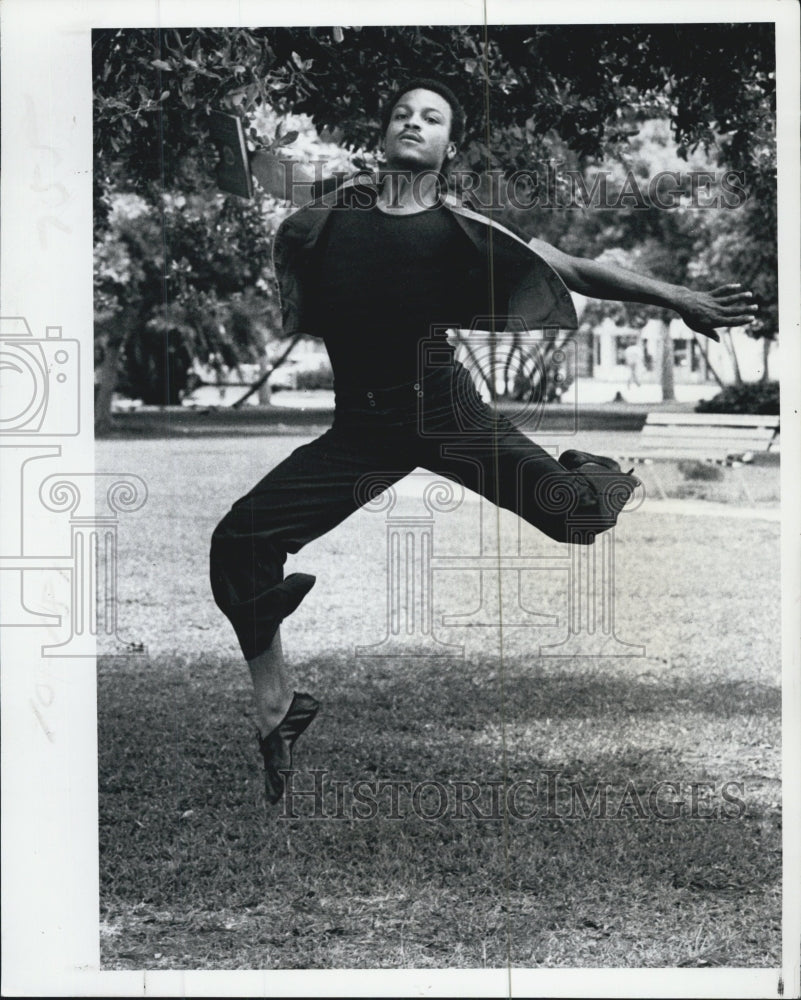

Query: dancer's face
left=382, top=88, right=457, bottom=173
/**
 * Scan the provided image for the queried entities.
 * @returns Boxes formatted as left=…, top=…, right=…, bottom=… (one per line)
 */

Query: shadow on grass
left=98, top=651, right=781, bottom=970
left=329, top=656, right=781, bottom=719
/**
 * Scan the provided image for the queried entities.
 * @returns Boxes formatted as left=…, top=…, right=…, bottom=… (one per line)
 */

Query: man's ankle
left=258, top=691, right=294, bottom=737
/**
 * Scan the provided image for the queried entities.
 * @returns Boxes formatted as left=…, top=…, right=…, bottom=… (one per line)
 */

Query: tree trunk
left=94, top=316, right=131, bottom=434
left=723, top=329, right=743, bottom=385
left=658, top=316, right=675, bottom=403
left=257, top=354, right=273, bottom=405
left=691, top=333, right=725, bottom=389
left=231, top=333, right=303, bottom=408
left=501, top=330, right=520, bottom=398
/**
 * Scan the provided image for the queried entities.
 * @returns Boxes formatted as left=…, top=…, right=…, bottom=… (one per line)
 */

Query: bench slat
left=620, top=449, right=754, bottom=463
left=640, top=427, right=776, bottom=446
left=644, top=412, right=779, bottom=430
left=641, top=437, right=770, bottom=452
left=632, top=409, right=780, bottom=465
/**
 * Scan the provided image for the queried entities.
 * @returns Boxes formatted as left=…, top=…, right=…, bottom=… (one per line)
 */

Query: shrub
left=678, top=460, right=723, bottom=481
left=296, top=364, right=334, bottom=390
left=696, top=380, right=779, bottom=415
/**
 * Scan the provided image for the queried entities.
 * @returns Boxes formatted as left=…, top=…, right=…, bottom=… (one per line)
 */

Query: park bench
left=617, top=412, right=780, bottom=503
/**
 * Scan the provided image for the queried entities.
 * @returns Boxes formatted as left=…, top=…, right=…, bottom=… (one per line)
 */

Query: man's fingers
left=715, top=306, right=758, bottom=318
left=710, top=283, right=746, bottom=295
left=717, top=302, right=759, bottom=317
left=702, top=313, right=756, bottom=329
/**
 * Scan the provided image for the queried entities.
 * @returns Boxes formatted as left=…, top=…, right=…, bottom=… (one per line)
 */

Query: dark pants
left=210, top=363, right=621, bottom=660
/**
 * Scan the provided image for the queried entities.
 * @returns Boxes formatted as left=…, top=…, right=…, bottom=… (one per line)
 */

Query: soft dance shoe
left=558, top=449, right=640, bottom=518
left=559, top=448, right=625, bottom=473
left=257, top=691, right=320, bottom=805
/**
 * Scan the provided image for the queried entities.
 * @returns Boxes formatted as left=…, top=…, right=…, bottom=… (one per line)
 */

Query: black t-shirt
left=307, top=201, right=502, bottom=389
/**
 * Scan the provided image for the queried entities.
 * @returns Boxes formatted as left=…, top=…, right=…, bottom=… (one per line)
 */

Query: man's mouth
left=399, top=133, right=422, bottom=144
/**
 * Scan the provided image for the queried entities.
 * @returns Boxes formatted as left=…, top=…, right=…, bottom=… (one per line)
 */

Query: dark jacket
left=271, top=172, right=578, bottom=337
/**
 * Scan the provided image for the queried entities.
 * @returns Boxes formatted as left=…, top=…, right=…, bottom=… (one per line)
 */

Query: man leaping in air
left=210, top=78, right=758, bottom=804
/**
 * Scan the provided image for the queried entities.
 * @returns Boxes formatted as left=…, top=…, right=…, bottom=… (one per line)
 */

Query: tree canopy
left=92, top=23, right=777, bottom=424
left=93, top=23, right=776, bottom=207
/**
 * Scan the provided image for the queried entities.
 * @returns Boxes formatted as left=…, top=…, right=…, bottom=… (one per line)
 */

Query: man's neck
left=375, top=168, right=441, bottom=215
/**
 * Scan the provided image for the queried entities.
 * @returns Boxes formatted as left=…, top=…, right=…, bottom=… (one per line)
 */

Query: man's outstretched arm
left=527, top=236, right=759, bottom=342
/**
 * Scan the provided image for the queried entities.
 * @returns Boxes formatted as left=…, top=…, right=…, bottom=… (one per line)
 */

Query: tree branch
left=231, top=333, right=303, bottom=408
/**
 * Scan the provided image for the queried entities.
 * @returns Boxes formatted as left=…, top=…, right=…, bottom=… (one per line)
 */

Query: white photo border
left=1, top=1, right=798, bottom=996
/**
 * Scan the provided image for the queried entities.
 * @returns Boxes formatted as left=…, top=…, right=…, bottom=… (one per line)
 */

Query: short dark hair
left=380, top=77, right=467, bottom=149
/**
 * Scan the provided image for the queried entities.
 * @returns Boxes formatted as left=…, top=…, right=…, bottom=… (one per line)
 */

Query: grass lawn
left=97, top=435, right=781, bottom=970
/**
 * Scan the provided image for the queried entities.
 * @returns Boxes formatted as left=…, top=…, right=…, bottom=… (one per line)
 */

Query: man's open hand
left=678, top=284, right=759, bottom=342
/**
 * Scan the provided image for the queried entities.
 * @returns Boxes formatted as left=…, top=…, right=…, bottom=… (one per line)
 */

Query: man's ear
left=446, top=143, right=457, bottom=161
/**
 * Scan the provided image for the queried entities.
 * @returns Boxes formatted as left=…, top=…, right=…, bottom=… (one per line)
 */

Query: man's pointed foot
left=559, top=449, right=641, bottom=518
left=257, top=691, right=320, bottom=805
left=559, top=449, right=622, bottom=473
